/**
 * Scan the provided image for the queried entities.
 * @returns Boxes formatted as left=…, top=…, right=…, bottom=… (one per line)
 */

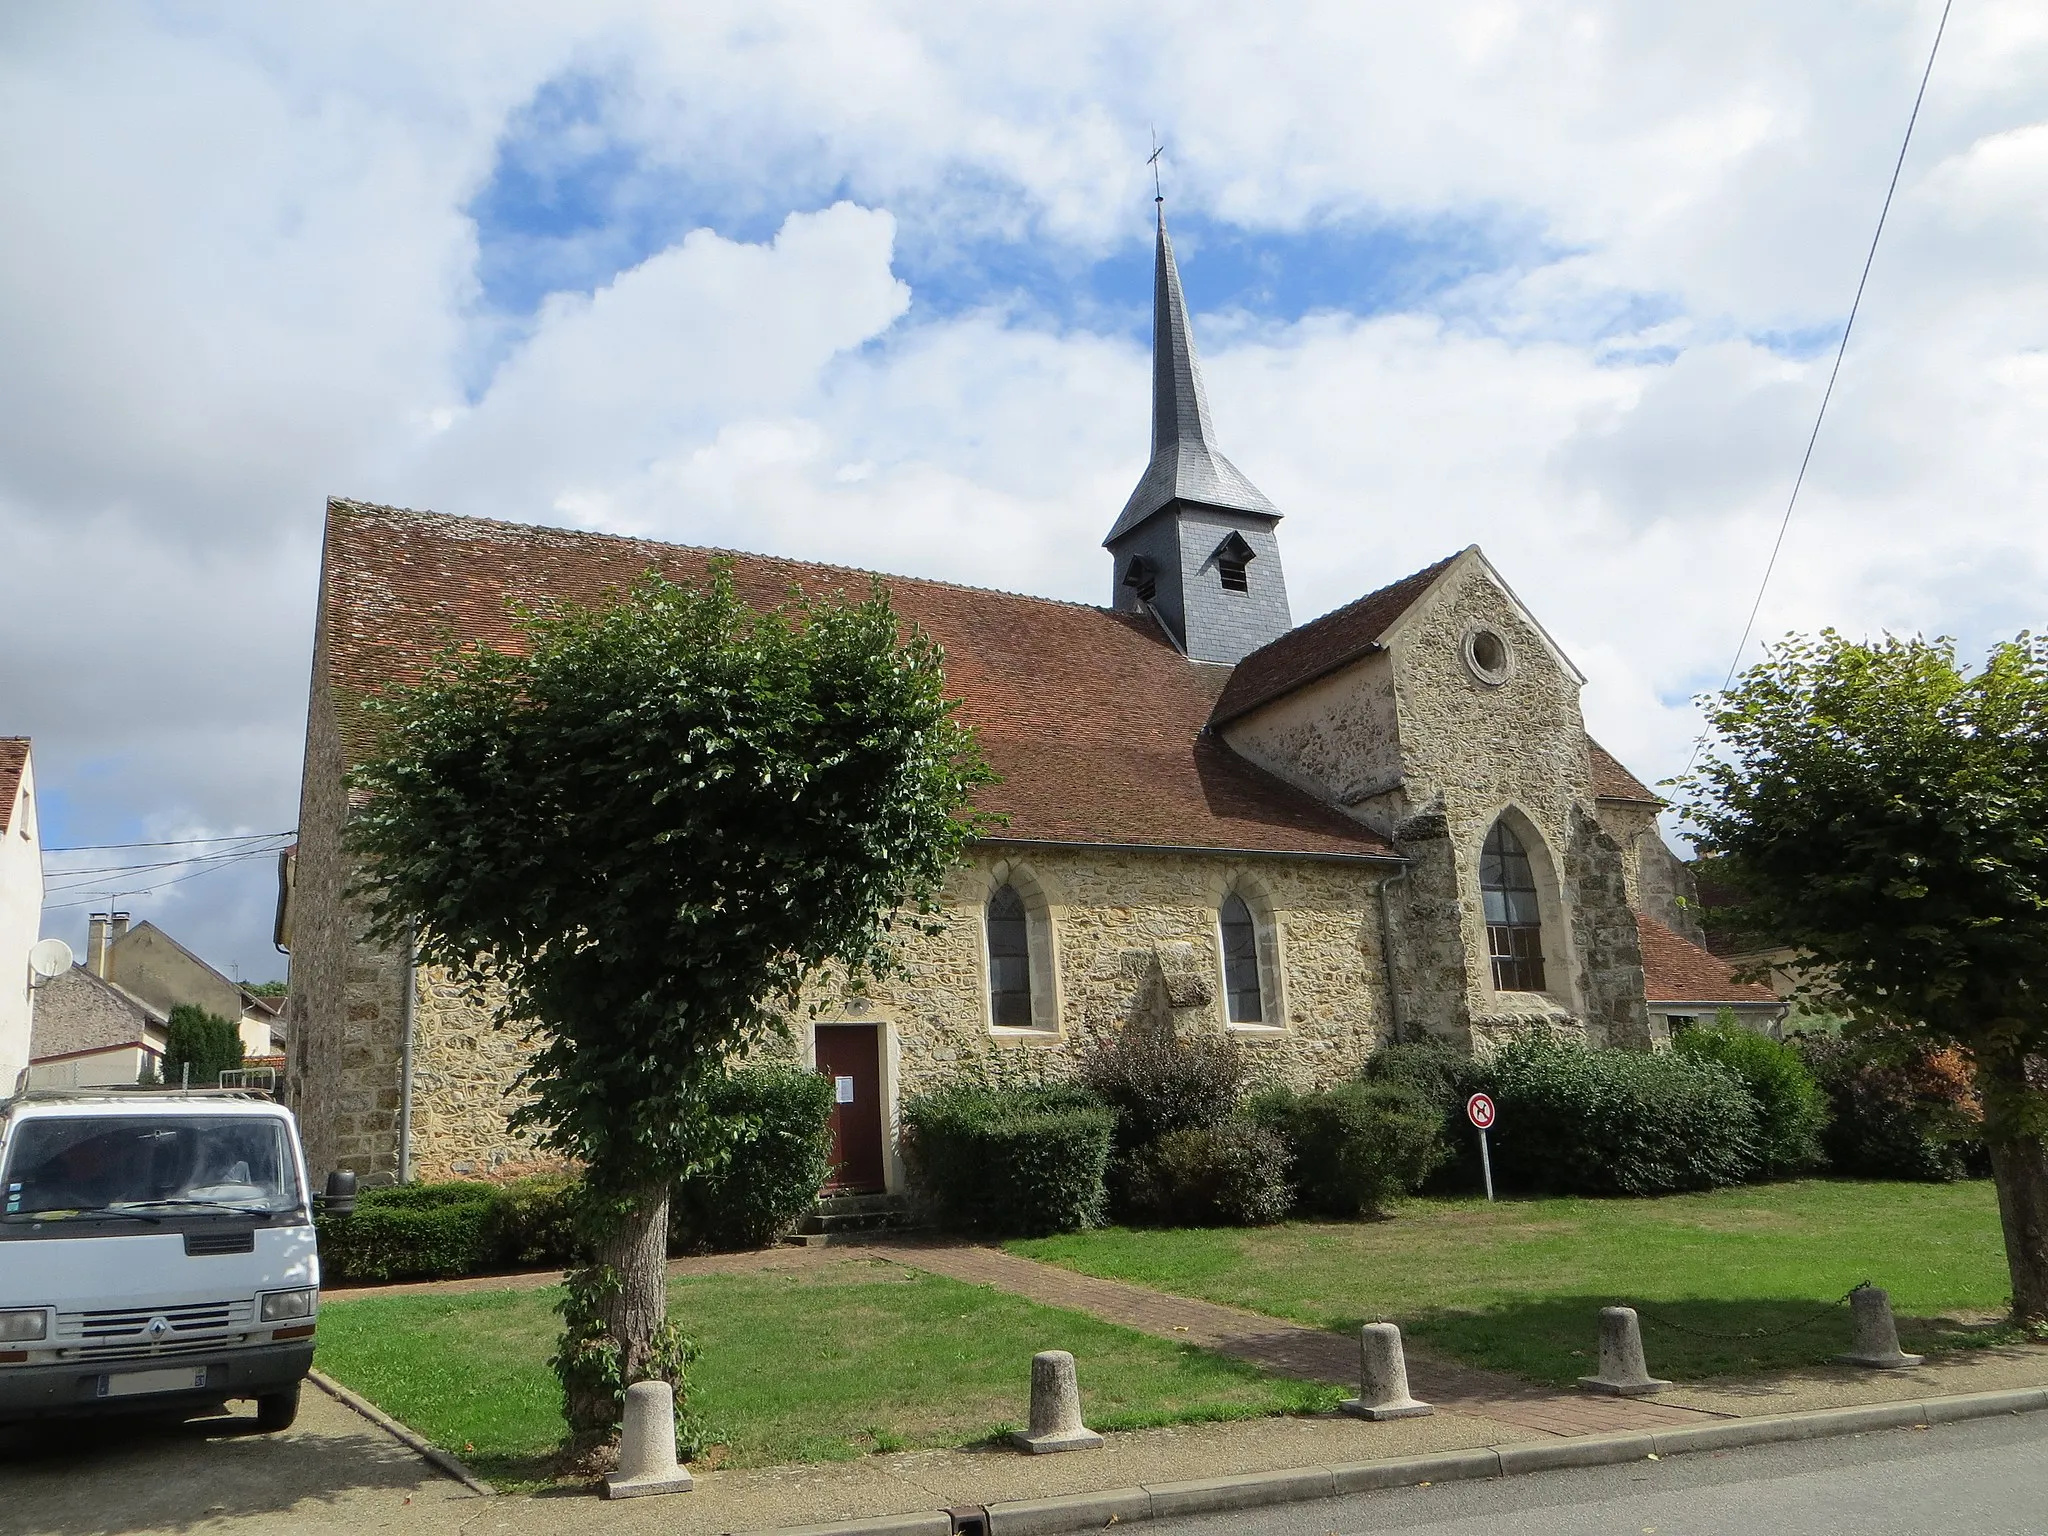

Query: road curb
left=307, top=1369, right=496, bottom=1497
left=740, top=1385, right=2048, bottom=1536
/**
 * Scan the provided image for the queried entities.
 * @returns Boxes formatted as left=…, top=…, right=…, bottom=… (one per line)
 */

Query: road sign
left=1466, top=1093, right=1495, bottom=1130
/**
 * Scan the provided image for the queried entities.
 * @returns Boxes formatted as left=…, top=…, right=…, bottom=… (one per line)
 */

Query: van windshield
left=2, top=1116, right=301, bottom=1220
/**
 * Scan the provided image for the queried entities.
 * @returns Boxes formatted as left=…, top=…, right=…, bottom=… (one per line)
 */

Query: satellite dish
left=28, top=938, right=74, bottom=982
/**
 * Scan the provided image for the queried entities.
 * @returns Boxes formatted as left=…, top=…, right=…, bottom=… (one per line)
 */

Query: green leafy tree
left=1682, top=631, right=2048, bottom=1322
left=161, top=1004, right=244, bottom=1087
left=346, top=567, right=992, bottom=1439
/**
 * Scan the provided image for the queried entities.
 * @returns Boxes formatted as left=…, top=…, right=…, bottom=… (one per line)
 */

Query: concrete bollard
left=602, top=1380, right=694, bottom=1499
left=1010, top=1350, right=1103, bottom=1453
left=1340, top=1323, right=1433, bottom=1420
left=1578, top=1307, right=1672, bottom=1397
left=1834, top=1286, right=1925, bottom=1369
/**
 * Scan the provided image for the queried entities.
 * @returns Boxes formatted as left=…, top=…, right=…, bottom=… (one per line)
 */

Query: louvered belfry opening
left=1481, top=820, right=1546, bottom=992
left=1220, top=892, right=1263, bottom=1023
left=986, top=884, right=1033, bottom=1026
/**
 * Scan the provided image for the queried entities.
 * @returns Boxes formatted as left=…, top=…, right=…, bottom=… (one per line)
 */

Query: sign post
left=1466, top=1093, right=1496, bottom=1203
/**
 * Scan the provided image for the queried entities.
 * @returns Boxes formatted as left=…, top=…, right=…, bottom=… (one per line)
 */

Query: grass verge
left=1012, top=1180, right=2014, bottom=1386
left=316, top=1256, right=1341, bottom=1483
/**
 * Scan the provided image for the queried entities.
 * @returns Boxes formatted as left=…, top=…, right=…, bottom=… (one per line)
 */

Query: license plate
left=99, top=1366, right=211, bottom=1398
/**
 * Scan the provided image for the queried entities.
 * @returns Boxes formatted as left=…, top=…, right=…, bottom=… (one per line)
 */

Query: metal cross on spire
left=1147, top=133, right=1165, bottom=204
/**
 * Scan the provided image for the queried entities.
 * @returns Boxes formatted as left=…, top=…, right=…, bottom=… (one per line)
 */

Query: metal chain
left=1631, top=1282, right=1870, bottom=1343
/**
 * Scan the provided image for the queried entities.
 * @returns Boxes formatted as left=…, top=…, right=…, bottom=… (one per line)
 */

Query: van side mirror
left=321, top=1169, right=358, bottom=1216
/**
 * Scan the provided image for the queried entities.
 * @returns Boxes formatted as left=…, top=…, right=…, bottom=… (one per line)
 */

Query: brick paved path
left=861, top=1238, right=1724, bottom=1440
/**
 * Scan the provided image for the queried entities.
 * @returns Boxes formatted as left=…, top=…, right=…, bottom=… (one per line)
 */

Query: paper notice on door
left=835, top=1075, right=855, bottom=1104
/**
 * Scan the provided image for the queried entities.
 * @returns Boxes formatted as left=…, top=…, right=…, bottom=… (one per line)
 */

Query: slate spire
left=1105, top=205, right=1280, bottom=546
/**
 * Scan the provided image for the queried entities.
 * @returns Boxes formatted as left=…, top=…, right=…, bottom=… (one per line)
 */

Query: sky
left=2, top=2, right=2045, bottom=985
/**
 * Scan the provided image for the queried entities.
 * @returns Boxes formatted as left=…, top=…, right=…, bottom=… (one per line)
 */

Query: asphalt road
left=1148, top=1412, right=2048, bottom=1536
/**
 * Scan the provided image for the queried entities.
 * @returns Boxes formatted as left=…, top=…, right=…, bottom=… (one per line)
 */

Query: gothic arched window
left=986, top=884, right=1033, bottom=1027
left=1481, top=820, right=1546, bottom=992
left=1220, top=892, right=1263, bottom=1023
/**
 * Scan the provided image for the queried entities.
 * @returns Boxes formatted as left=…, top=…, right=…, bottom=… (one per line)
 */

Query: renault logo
left=145, top=1316, right=172, bottom=1340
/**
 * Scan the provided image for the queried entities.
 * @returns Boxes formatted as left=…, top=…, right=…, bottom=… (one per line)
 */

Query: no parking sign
left=1466, top=1093, right=1497, bottom=1201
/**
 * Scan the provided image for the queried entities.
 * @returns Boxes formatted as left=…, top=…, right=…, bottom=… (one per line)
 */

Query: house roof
left=0, top=738, right=27, bottom=836
left=1588, top=738, right=1663, bottom=805
left=110, top=920, right=278, bottom=1021
left=1209, top=553, right=1460, bottom=726
left=318, top=500, right=1397, bottom=862
left=1104, top=208, right=1280, bottom=545
left=1636, top=913, right=1779, bottom=1008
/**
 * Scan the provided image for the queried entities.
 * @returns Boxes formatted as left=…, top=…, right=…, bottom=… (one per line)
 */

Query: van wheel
left=255, top=1383, right=301, bottom=1432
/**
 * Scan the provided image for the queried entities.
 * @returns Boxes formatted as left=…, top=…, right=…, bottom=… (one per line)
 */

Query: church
left=279, top=208, right=1776, bottom=1189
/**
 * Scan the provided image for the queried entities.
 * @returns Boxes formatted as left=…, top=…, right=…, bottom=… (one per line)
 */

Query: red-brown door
left=814, top=1024, right=886, bottom=1193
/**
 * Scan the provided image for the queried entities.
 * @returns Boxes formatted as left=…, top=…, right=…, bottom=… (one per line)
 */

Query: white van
left=0, top=1088, right=333, bottom=1430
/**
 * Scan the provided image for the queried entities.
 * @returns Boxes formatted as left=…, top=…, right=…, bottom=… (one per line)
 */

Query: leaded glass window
left=1481, top=821, right=1546, bottom=992
left=1220, top=892, right=1263, bottom=1023
left=987, top=884, right=1033, bottom=1026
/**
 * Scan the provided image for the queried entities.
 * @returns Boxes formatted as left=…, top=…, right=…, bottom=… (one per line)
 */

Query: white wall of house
left=0, top=751, right=42, bottom=1095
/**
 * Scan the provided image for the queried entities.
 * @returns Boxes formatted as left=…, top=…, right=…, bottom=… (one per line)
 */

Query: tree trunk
left=598, top=1180, right=673, bottom=1385
left=561, top=1180, right=673, bottom=1443
left=1978, top=1048, right=2048, bottom=1325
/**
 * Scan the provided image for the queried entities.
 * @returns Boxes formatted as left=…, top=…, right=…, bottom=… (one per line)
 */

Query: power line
left=1693, top=0, right=1953, bottom=765
left=41, top=831, right=295, bottom=853
left=42, top=837, right=292, bottom=886
left=41, top=849, right=283, bottom=914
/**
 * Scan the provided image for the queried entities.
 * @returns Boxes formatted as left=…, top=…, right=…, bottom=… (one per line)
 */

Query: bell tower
left=1104, top=205, right=1291, bottom=664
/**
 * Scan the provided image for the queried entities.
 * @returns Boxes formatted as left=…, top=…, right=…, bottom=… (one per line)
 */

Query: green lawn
left=316, top=1258, right=1341, bottom=1482
left=1013, top=1180, right=2014, bottom=1387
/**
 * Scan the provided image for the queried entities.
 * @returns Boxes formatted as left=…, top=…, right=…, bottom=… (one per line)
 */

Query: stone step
left=791, top=1191, right=922, bottom=1244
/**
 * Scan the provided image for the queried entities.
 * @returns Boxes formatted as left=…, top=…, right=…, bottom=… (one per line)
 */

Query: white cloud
left=1, top=0, right=2045, bottom=977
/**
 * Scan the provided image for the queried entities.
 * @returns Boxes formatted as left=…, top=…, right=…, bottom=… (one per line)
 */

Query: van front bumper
left=0, top=1339, right=315, bottom=1422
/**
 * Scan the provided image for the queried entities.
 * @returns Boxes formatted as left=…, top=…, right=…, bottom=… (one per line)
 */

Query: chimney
left=110, top=911, right=130, bottom=943
left=87, top=913, right=111, bottom=977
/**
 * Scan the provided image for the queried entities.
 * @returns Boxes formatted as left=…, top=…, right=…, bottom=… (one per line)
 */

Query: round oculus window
left=1463, top=627, right=1513, bottom=685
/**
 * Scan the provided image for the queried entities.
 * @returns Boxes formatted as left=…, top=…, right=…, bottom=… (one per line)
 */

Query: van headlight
left=259, top=1289, right=316, bottom=1323
left=0, top=1310, right=48, bottom=1342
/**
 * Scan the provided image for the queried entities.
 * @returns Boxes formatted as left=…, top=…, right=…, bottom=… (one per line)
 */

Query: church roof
left=0, top=738, right=26, bottom=835
left=1209, top=553, right=1459, bottom=726
left=1636, top=913, right=1779, bottom=1007
left=318, top=500, right=1396, bottom=863
left=1104, top=209, right=1279, bottom=545
left=1588, top=738, right=1663, bottom=804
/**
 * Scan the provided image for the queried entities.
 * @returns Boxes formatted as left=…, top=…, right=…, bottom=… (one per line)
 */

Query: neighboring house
left=25, top=964, right=168, bottom=1088
left=281, top=208, right=1736, bottom=1189
left=87, top=914, right=284, bottom=1058
left=0, top=738, right=42, bottom=1094
left=1636, top=914, right=1785, bottom=1039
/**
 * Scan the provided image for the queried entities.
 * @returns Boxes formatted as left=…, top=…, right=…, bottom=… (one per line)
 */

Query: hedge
left=1248, top=1080, right=1445, bottom=1218
left=1797, top=1031, right=1983, bottom=1181
left=670, top=1065, right=836, bottom=1252
left=903, top=1084, right=1114, bottom=1235
left=1116, top=1120, right=1293, bottom=1227
left=317, top=1180, right=506, bottom=1282
left=1672, top=1017, right=1826, bottom=1178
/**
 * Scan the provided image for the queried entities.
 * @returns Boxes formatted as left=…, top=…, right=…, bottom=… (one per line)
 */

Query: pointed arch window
left=986, top=884, right=1033, bottom=1027
left=1481, top=820, right=1546, bottom=992
left=1220, top=892, right=1263, bottom=1023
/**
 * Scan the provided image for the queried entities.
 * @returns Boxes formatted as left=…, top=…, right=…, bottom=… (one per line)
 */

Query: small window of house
left=1123, top=556, right=1157, bottom=603
left=1463, top=627, right=1513, bottom=685
left=1220, top=892, right=1263, bottom=1023
left=1480, top=820, right=1546, bottom=992
left=1213, top=532, right=1255, bottom=594
left=1219, top=557, right=1249, bottom=592
left=986, top=885, right=1033, bottom=1027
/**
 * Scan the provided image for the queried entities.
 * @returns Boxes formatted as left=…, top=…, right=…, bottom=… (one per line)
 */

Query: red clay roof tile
left=1637, top=912, right=1778, bottom=1006
left=0, top=738, right=27, bottom=837
left=318, top=501, right=1396, bottom=862
left=1589, top=738, right=1663, bottom=804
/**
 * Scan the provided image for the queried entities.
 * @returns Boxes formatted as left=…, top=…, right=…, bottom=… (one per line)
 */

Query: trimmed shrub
left=1672, top=1016, right=1827, bottom=1178
left=317, top=1181, right=503, bottom=1282
left=1363, top=1039, right=1489, bottom=1192
left=1480, top=1038, right=1761, bottom=1195
left=161, top=1004, right=244, bottom=1088
left=671, top=1065, right=836, bottom=1252
left=1119, top=1121, right=1294, bottom=1227
left=1248, top=1080, right=1445, bottom=1218
left=1078, top=1020, right=1249, bottom=1152
left=903, top=1084, right=1114, bottom=1236
left=1797, top=1031, right=1982, bottom=1181
left=498, top=1173, right=584, bottom=1265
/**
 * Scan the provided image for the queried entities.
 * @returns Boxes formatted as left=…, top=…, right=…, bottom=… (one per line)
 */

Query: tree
left=161, top=1004, right=245, bottom=1087
left=346, top=567, right=992, bottom=1439
left=1682, top=630, right=2048, bottom=1323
